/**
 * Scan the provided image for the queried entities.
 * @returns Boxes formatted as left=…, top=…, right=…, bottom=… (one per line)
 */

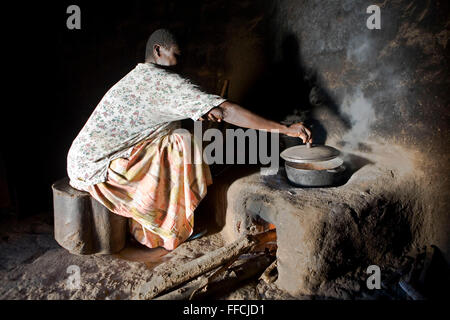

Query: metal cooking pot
left=280, top=144, right=346, bottom=187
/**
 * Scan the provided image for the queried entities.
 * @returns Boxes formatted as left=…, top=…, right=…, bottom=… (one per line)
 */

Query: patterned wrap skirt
left=86, top=130, right=212, bottom=251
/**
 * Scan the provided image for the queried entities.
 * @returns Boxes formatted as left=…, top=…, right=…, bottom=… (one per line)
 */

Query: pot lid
left=280, top=144, right=340, bottom=163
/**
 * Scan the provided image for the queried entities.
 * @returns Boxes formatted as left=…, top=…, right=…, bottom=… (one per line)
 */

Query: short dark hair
left=145, top=29, right=178, bottom=61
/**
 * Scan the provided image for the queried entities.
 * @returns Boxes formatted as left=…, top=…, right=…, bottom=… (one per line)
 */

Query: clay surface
left=221, top=146, right=424, bottom=295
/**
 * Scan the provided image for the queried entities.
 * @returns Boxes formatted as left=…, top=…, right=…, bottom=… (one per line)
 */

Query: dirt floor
left=0, top=212, right=224, bottom=300
left=0, top=211, right=412, bottom=300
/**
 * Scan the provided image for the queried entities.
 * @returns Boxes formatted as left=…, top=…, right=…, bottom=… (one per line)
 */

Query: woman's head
left=145, top=29, right=180, bottom=66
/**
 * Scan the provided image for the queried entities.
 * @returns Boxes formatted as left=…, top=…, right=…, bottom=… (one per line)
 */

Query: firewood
left=154, top=271, right=215, bottom=300
left=190, top=254, right=274, bottom=300
left=259, top=260, right=278, bottom=284
left=188, top=252, right=242, bottom=299
left=135, top=230, right=276, bottom=300
left=157, top=253, right=273, bottom=300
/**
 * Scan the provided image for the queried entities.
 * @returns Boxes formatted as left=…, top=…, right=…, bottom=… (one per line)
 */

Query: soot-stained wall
left=268, top=0, right=449, bottom=150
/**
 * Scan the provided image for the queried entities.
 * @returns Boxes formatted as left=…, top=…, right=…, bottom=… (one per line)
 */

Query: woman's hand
left=198, top=108, right=224, bottom=122
left=283, top=122, right=313, bottom=144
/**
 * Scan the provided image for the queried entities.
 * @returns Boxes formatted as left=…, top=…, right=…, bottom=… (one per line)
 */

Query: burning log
left=135, top=230, right=276, bottom=300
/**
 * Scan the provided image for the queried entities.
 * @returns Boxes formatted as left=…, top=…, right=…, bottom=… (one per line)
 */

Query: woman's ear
left=154, top=44, right=161, bottom=58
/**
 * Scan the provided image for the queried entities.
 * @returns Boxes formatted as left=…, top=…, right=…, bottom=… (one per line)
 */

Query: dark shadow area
left=418, top=245, right=450, bottom=300
left=195, top=165, right=260, bottom=235
left=241, top=33, right=312, bottom=122
left=241, top=32, right=351, bottom=147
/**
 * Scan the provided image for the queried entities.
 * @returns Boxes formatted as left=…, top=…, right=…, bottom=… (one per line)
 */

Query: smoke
left=339, top=35, right=410, bottom=150
left=341, top=88, right=376, bottom=148
left=346, top=37, right=372, bottom=63
left=340, top=37, right=377, bottom=149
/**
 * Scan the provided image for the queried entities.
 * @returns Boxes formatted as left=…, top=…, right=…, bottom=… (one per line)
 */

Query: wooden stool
left=52, top=178, right=127, bottom=255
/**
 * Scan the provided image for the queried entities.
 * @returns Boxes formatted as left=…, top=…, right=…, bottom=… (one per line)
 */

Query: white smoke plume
left=341, top=88, right=376, bottom=148
left=340, top=37, right=377, bottom=149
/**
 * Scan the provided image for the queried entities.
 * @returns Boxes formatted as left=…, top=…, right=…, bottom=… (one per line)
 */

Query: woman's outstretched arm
left=200, top=101, right=313, bottom=143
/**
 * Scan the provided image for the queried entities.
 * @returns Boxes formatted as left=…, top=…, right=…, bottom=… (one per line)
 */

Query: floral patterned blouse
left=67, top=63, right=226, bottom=191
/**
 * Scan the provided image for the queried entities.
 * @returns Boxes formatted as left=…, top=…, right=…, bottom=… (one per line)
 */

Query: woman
left=67, top=29, right=312, bottom=251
